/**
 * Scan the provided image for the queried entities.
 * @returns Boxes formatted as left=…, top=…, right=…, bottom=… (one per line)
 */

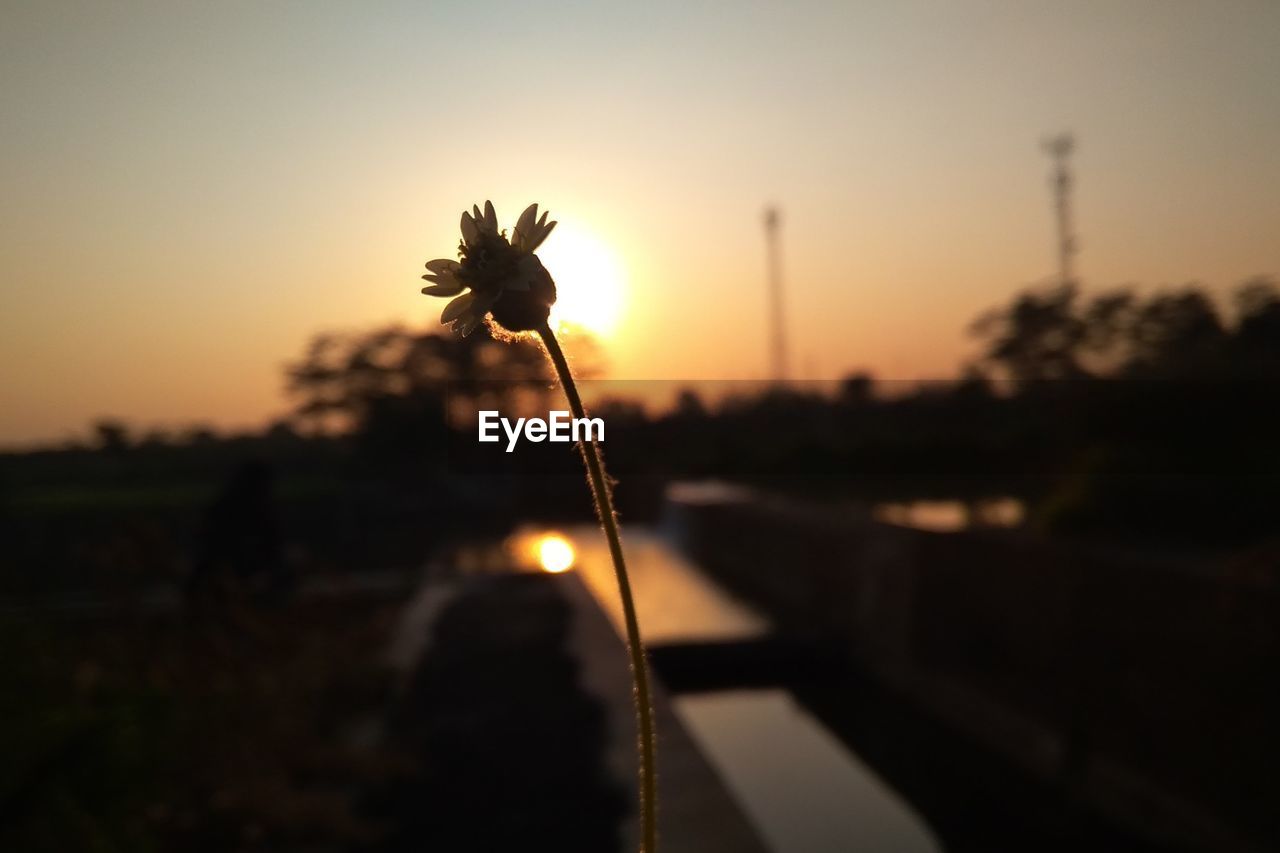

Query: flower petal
left=525, top=216, right=557, bottom=253
left=460, top=212, right=478, bottom=247
left=483, top=200, right=497, bottom=233
left=457, top=313, right=484, bottom=337
left=425, top=258, right=460, bottom=274
left=440, top=292, right=475, bottom=324
left=513, top=204, right=538, bottom=250
left=421, top=282, right=464, bottom=296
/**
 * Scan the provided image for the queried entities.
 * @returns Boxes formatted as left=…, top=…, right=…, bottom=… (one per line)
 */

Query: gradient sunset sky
left=2, top=1, right=1277, bottom=446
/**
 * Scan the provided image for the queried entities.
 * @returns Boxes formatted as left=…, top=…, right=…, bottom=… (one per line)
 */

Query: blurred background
left=1, top=2, right=1277, bottom=851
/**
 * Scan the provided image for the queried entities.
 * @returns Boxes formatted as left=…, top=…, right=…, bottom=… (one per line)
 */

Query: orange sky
left=2, top=1, right=1277, bottom=447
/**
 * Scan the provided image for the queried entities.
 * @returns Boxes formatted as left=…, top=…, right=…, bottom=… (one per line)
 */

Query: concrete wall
left=664, top=489, right=1279, bottom=852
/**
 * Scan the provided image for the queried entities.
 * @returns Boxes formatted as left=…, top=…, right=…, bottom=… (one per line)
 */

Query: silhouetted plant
left=420, top=201, right=658, bottom=852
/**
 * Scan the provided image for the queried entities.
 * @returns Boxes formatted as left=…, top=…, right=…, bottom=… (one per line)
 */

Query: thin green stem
left=538, top=321, right=657, bottom=853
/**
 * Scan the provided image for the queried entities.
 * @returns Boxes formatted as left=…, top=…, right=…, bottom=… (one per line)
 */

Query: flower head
left=420, top=201, right=558, bottom=336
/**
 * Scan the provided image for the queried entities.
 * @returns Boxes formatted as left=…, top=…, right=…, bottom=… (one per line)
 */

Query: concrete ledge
left=557, top=573, right=768, bottom=853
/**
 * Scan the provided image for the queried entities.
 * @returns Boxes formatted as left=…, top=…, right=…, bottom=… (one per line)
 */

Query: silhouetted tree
left=285, top=324, right=558, bottom=435
left=839, top=372, right=875, bottom=407
left=971, top=278, right=1280, bottom=383
left=93, top=419, right=131, bottom=453
left=673, top=389, right=707, bottom=419
left=1231, top=278, right=1280, bottom=374
left=970, top=283, right=1088, bottom=384
left=968, top=278, right=1280, bottom=542
left=1122, top=288, right=1227, bottom=377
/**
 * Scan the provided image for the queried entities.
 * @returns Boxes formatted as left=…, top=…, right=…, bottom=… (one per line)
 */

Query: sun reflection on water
left=537, top=533, right=576, bottom=573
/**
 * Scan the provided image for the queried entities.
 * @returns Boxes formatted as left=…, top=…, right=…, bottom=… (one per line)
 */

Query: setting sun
left=537, top=534, right=576, bottom=574
left=538, top=223, right=626, bottom=337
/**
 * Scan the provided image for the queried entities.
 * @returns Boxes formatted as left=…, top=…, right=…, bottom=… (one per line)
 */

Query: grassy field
left=2, top=591, right=404, bottom=852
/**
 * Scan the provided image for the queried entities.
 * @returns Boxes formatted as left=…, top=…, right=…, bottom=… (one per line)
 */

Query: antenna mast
left=763, top=205, right=789, bottom=383
left=1043, top=133, right=1077, bottom=286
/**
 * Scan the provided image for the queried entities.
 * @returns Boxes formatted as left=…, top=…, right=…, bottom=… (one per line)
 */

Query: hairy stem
left=537, top=321, right=657, bottom=853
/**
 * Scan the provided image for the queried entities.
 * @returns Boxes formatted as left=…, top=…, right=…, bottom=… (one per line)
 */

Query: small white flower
left=421, top=201, right=558, bottom=336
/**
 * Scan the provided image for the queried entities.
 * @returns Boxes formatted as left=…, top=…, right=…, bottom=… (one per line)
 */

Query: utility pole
left=763, top=205, right=789, bottom=383
left=1042, top=133, right=1077, bottom=286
